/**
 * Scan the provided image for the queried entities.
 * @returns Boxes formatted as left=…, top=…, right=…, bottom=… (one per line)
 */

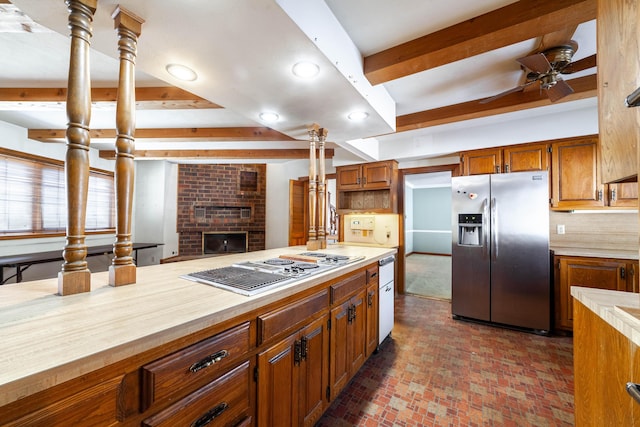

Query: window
left=0, top=149, right=115, bottom=238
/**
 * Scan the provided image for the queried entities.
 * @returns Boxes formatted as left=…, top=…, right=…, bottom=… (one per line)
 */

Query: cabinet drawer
left=142, top=361, right=251, bottom=427
left=141, top=322, right=251, bottom=410
left=331, top=271, right=366, bottom=304
left=366, top=265, right=379, bottom=286
left=258, top=289, right=328, bottom=344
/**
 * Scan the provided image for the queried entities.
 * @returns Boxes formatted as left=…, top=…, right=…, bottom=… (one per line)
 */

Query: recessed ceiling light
left=259, top=112, right=279, bottom=122
left=165, top=63, right=197, bottom=81
left=348, top=111, right=369, bottom=121
left=292, top=61, right=320, bottom=79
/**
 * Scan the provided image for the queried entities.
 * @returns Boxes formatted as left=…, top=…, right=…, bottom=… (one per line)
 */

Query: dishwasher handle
left=379, top=255, right=395, bottom=266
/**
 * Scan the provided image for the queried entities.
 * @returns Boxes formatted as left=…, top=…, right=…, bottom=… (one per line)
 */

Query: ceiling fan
left=480, top=41, right=596, bottom=104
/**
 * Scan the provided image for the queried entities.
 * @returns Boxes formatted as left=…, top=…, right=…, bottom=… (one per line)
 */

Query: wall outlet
left=557, top=224, right=565, bottom=235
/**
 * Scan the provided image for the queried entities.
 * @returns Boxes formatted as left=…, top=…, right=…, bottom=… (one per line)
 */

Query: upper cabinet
left=336, top=160, right=398, bottom=213
left=597, top=0, right=639, bottom=183
left=460, top=143, right=549, bottom=175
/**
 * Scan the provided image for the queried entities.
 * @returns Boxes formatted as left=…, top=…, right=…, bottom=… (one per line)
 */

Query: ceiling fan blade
left=562, top=54, right=597, bottom=74
left=517, top=53, right=551, bottom=74
left=479, top=81, right=537, bottom=104
left=546, top=79, right=574, bottom=102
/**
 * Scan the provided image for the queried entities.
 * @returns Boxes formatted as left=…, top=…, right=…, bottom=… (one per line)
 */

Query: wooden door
left=362, top=162, right=392, bottom=189
left=365, top=283, right=379, bottom=357
left=608, top=182, right=638, bottom=208
left=551, top=137, right=605, bottom=209
left=257, top=333, right=299, bottom=427
left=298, top=315, right=329, bottom=427
left=289, top=179, right=307, bottom=246
left=336, top=165, right=361, bottom=190
left=503, top=143, right=549, bottom=173
left=557, top=257, right=627, bottom=331
left=329, top=300, right=350, bottom=400
left=461, top=148, right=503, bottom=175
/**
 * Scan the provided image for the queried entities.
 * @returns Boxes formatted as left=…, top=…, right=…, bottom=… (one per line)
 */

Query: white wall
left=404, top=185, right=414, bottom=254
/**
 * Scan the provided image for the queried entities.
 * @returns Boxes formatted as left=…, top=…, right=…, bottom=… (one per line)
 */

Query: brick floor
left=317, top=295, right=574, bottom=426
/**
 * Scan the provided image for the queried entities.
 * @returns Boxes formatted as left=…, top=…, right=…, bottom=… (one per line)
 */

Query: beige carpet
left=405, top=253, right=451, bottom=300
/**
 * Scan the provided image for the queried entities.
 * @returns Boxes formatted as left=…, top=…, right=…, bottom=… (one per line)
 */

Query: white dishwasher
left=378, top=255, right=395, bottom=345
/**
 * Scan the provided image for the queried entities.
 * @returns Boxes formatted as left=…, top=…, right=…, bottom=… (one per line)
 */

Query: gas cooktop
left=181, top=252, right=365, bottom=296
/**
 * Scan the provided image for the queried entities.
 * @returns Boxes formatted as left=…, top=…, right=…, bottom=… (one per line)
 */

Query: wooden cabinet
left=551, top=136, right=638, bottom=209
left=573, top=299, right=640, bottom=426
left=554, top=255, right=638, bottom=331
left=460, top=143, right=549, bottom=175
left=365, top=265, right=379, bottom=357
left=257, top=314, right=329, bottom=427
left=336, top=160, right=398, bottom=213
left=597, top=0, right=639, bottom=184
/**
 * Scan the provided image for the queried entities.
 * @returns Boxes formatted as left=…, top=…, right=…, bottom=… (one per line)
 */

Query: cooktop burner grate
left=298, top=252, right=326, bottom=258
left=185, top=266, right=290, bottom=293
left=293, top=262, right=319, bottom=270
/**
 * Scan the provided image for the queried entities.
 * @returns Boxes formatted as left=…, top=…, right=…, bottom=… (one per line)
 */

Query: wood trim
left=98, top=149, right=335, bottom=160
left=0, top=87, right=221, bottom=109
left=29, top=127, right=298, bottom=142
left=395, top=74, right=597, bottom=133
left=364, top=0, right=597, bottom=85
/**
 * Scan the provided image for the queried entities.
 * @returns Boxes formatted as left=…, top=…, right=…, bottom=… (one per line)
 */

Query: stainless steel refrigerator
left=451, top=171, right=550, bottom=333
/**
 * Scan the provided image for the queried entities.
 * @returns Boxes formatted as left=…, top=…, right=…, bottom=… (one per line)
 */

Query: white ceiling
left=1, top=0, right=598, bottom=165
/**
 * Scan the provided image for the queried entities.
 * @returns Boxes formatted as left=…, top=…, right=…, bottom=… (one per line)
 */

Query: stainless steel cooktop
left=181, top=252, right=364, bottom=296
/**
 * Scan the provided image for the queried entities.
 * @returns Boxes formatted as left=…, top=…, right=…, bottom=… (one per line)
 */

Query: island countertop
left=0, top=244, right=396, bottom=406
left=571, top=286, right=640, bottom=347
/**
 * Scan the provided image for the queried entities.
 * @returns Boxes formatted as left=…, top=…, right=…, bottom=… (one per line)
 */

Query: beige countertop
left=571, top=286, right=640, bottom=346
left=0, top=244, right=395, bottom=406
left=551, top=246, right=639, bottom=260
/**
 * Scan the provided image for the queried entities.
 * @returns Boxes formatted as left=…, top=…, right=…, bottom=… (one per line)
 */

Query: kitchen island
left=571, top=286, right=640, bottom=425
left=0, top=244, right=395, bottom=426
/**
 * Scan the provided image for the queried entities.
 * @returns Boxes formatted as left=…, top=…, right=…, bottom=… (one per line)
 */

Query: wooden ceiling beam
left=395, top=74, right=597, bottom=133
left=0, top=87, right=222, bottom=109
left=364, top=0, right=597, bottom=85
left=98, top=149, right=334, bottom=160
left=28, top=127, right=298, bottom=142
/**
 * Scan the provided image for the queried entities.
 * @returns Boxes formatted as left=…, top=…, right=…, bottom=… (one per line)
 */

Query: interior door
left=289, top=179, right=308, bottom=246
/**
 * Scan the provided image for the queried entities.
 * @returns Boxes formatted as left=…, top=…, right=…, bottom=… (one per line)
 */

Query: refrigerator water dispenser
left=458, top=213, right=482, bottom=246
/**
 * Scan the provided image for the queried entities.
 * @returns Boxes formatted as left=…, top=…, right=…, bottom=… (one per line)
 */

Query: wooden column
left=306, top=124, right=320, bottom=250
left=58, top=0, right=97, bottom=296
left=317, top=128, right=327, bottom=249
left=109, top=7, right=144, bottom=287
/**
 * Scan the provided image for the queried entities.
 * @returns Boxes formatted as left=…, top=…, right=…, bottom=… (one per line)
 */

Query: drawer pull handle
left=370, top=272, right=378, bottom=278
left=627, top=382, right=640, bottom=404
left=191, top=402, right=228, bottom=427
left=189, top=350, right=229, bottom=373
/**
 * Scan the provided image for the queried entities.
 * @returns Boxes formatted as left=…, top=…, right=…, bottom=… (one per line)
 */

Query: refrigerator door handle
left=491, top=197, right=498, bottom=261
left=482, top=198, right=489, bottom=259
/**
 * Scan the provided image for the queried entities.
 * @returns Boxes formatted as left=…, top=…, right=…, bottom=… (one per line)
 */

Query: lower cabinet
left=554, top=255, right=639, bottom=331
left=573, top=300, right=640, bottom=425
left=256, top=314, right=329, bottom=427
left=365, top=281, right=379, bottom=357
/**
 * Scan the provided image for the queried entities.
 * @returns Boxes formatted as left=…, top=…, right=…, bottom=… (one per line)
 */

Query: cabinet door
left=336, top=165, right=361, bottom=190
left=365, top=283, right=379, bottom=357
left=349, top=290, right=367, bottom=375
left=628, top=261, right=639, bottom=293
left=551, top=138, right=605, bottom=209
left=299, top=315, right=329, bottom=427
left=503, top=143, right=549, bottom=173
left=362, top=163, right=392, bottom=189
left=557, top=257, right=627, bottom=330
left=461, top=148, right=503, bottom=175
left=597, top=0, right=639, bottom=183
left=608, top=182, right=638, bottom=208
left=329, top=300, right=350, bottom=400
left=257, top=333, right=299, bottom=426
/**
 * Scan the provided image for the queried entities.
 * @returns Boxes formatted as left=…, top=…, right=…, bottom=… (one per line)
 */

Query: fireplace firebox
left=202, top=232, right=248, bottom=254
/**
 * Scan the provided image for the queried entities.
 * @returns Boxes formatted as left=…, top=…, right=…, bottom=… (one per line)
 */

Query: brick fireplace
left=177, top=164, right=266, bottom=256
